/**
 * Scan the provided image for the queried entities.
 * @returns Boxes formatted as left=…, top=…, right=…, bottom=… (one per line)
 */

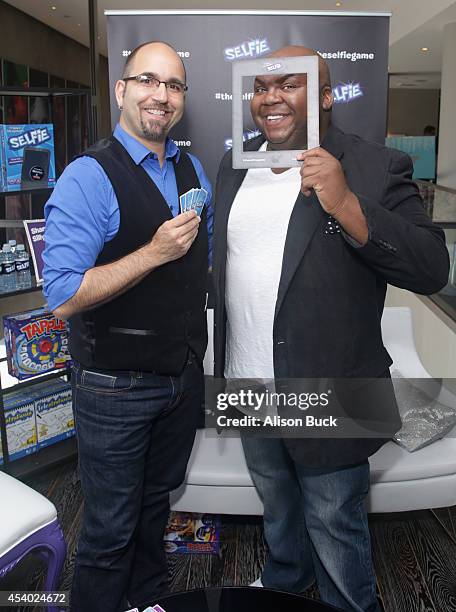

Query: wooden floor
left=2, top=458, right=456, bottom=611
left=370, top=508, right=456, bottom=611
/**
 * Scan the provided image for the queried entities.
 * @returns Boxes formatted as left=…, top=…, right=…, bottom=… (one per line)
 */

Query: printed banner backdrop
left=106, top=10, right=390, bottom=184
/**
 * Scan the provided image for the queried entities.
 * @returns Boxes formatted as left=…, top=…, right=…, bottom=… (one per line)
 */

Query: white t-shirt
left=224, top=154, right=301, bottom=380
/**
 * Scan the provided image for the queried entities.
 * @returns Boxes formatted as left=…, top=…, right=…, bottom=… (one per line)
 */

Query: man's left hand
left=297, top=147, right=351, bottom=216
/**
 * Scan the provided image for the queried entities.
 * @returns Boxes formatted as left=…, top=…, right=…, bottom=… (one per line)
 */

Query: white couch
left=171, top=307, right=456, bottom=514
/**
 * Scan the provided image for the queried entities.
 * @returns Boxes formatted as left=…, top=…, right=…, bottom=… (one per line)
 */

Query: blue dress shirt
left=43, top=124, right=213, bottom=311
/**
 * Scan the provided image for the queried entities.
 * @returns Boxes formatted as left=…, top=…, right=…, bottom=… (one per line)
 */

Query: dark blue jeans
left=70, top=356, right=204, bottom=612
left=241, top=435, right=381, bottom=612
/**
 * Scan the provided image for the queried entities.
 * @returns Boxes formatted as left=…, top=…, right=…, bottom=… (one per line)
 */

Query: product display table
left=144, top=586, right=342, bottom=611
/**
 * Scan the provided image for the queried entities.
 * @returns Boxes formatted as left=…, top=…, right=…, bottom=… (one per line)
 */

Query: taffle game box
left=3, top=307, right=72, bottom=380
left=0, top=124, right=56, bottom=192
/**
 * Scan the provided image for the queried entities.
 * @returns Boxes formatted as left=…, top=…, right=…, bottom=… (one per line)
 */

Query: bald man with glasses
left=43, top=41, right=212, bottom=612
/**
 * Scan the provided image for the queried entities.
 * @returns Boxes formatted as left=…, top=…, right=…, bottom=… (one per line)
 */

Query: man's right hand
left=53, top=212, right=201, bottom=320
left=147, top=210, right=201, bottom=266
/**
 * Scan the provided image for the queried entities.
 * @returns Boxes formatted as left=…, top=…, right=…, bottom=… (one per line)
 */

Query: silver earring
left=119, top=105, right=123, bottom=111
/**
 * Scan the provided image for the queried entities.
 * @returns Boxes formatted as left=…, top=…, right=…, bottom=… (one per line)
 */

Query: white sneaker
left=249, top=577, right=263, bottom=587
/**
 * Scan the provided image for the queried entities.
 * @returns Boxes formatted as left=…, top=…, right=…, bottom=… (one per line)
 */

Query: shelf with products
left=4, top=436, right=77, bottom=480
left=0, top=310, right=76, bottom=475
left=0, top=186, right=53, bottom=198
left=0, top=49, right=94, bottom=478
left=0, top=376, right=75, bottom=480
left=0, top=366, right=71, bottom=395
left=0, top=277, right=41, bottom=299
left=0, top=220, right=73, bottom=477
left=1, top=83, right=92, bottom=200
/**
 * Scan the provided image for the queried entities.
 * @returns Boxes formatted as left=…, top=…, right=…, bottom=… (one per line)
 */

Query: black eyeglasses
left=122, top=73, right=188, bottom=94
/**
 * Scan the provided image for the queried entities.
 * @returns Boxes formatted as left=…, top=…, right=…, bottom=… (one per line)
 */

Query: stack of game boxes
left=2, top=306, right=74, bottom=462
left=3, top=378, right=74, bottom=462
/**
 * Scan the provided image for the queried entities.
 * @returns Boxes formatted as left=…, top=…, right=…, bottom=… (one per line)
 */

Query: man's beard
left=140, top=117, right=167, bottom=142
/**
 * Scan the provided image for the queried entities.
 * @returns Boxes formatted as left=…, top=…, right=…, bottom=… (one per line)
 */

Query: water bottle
left=15, top=244, right=32, bottom=289
left=3, top=244, right=16, bottom=292
left=8, top=239, right=16, bottom=253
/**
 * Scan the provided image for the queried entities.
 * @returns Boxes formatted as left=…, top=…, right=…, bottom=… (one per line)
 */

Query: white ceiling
left=4, top=0, right=456, bottom=87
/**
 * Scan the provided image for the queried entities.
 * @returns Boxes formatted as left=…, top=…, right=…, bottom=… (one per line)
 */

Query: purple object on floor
left=0, top=518, right=67, bottom=612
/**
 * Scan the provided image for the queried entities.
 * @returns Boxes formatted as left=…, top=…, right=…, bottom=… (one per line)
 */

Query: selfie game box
left=0, top=124, right=56, bottom=192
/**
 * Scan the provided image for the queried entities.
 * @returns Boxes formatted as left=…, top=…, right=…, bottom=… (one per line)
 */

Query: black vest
left=69, top=136, right=208, bottom=375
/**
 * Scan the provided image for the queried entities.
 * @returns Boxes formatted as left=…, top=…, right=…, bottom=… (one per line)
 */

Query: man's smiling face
left=116, top=42, right=185, bottom=146
left=250, top=73, right=308, bottom=150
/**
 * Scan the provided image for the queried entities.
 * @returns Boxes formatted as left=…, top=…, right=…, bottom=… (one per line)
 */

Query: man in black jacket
left=212, top=45, right=449, bottom=612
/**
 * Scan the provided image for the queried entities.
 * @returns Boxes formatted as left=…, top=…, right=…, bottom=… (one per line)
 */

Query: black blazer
left=212, top=124, right=449, bottom=467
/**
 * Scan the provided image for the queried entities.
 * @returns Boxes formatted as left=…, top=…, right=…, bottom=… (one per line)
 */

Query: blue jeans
left=70, top=355, right=204, bottom=612
left=240, top=435, right=381, bottom=612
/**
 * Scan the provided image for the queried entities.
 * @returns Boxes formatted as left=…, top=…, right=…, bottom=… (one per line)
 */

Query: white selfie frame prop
left=232, top=55, right=320, bottom=169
